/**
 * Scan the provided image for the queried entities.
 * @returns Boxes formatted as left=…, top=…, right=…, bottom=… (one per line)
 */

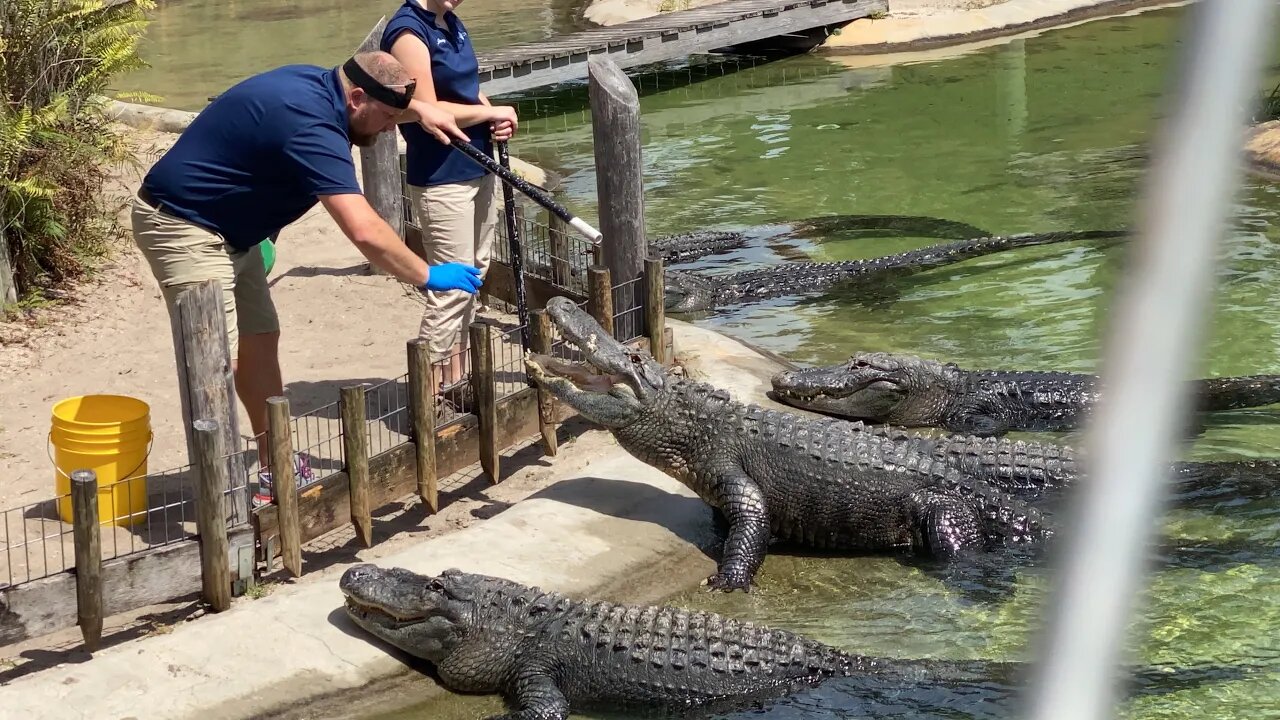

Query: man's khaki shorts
left=130, top=190, right=278, bottom=357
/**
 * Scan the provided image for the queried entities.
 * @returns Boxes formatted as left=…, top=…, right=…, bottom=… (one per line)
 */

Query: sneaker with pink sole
left=253, top=453, right=314, bottom=508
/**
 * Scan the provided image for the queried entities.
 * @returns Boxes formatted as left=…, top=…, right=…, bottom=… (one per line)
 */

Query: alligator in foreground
left=663, top=229, right=1127, bottom=313
left=525, top=297, right=1055, bottom=592
left=341, top=564, right=1271, bottom=720
left=770, top=351, right=1280, bottom=436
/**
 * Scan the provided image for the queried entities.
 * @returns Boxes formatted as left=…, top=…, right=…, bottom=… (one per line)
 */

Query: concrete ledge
left=823, top=0, right=1188, bottom=54
left=0, top=454, right=718, bottom=720
left=1245, top=120, right=1280, bottom=182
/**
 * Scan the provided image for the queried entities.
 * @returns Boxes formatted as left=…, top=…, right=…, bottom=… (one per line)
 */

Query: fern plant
left=1, top=0, right=155, bottom=305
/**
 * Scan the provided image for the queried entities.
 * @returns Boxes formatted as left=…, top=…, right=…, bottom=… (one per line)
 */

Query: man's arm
left=320, top=193, right=431, bottom=285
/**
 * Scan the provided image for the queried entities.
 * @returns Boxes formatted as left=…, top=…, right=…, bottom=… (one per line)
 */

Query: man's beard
left=351, top=131, right=378, bottom=148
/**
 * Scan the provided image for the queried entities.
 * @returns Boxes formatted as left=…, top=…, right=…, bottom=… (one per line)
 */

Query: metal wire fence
left=0, top=441, right=254, bottom=590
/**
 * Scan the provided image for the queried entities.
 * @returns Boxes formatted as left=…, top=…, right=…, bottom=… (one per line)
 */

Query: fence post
left=265, top=397, right=302, bottom=577
left=547, top=210, right=571, bottom=288
left=587, top=266, right=614, bottom=337
left=340, top=384, right=373, bottom=547
left=644, top=254, right=666, bottom=365
left=529, top=309, right=558, bottom=456
left=0, top=233, right=15, bottom=306
left=469, top=322, right=499, bottom=483
left=70, top=469, right=102, bottom=652
left=192, top=419, right=232, bottom=612
left=354, top=17, right=404, bottom=275
left=174, top=280, right=248, bottom=526
left=407, top=339, right=439, bottom=513
left=588, top=56, right=647, bottom=285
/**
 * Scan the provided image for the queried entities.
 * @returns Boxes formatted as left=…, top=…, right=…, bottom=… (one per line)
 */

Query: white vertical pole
left=1025, top=2, right=1276, bottom=720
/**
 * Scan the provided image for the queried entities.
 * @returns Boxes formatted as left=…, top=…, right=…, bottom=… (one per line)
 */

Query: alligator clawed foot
left=702, top=572, right=753, bottom=593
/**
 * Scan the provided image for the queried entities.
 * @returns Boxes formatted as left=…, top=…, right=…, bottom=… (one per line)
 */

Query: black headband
left=343, top=57, right=415, bottom=110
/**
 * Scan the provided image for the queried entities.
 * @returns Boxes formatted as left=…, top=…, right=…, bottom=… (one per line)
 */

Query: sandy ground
left=584, top=0, right=1012, bottom=27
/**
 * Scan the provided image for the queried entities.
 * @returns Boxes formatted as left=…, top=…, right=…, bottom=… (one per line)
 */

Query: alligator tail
left=846, top=228, right=1129, bottom=280
left=929, top=433, right=1082, bottom=494
left=1193, top=374, right=1280, bottom=411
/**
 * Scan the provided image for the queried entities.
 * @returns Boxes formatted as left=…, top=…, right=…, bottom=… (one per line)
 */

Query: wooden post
left=175, top=280, right=248, bottom=527
left=0, top=232, right=16, bottom=306
left=341, top=384, right=373, bottom=547
left=588, top=57, right=646, bottom=285
left=529, top=309, right=558, bottom=456
left=587, top=266, right=615, bottom=337
left=192, top=419, right=232, bottom=612
left=70, top=470, right=102, bottom=651
left=547, top=211, right=571, bottom=288
left=644, top=254, right=667, bottom=365
left=469, top=323, right=499, bottom=483
left=266, top=397, right=302, bottom=577
left=354, top=17, right=404, bottom=275
left=406, top=339, right=439, bottom=512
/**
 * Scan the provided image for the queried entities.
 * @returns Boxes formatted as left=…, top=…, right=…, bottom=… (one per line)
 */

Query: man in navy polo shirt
left=131, top=51, right=476, bottom=503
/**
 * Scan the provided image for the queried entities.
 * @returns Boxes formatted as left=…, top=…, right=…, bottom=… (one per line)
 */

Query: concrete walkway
left=824, top=0, right=1188, bottom=53
left=0, top=319, right=802, bottom=720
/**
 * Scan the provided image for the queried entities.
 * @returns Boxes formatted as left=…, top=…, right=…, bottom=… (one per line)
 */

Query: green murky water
left=360, top=5, right=1280, bottom=718
left=110, top=0, right=594, bottom=112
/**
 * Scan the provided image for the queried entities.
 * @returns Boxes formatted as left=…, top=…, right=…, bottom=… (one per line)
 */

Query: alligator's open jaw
left=526, top=354, right=627, bottom=393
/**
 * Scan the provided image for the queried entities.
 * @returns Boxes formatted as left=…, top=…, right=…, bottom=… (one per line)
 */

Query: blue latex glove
left=423, top=262, right=482, bottom=293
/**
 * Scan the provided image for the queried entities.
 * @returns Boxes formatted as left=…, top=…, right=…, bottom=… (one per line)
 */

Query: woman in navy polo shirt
left=381, top=0, right=518, bottom=410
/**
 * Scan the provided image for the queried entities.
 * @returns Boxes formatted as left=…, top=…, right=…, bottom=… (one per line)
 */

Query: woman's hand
left=488, top=105, right=519, bottom=141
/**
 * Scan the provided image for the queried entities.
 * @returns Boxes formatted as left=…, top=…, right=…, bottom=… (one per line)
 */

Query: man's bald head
left=340, top=51, right=415, bottom=147
left=346, top=50, right=412, bottom=89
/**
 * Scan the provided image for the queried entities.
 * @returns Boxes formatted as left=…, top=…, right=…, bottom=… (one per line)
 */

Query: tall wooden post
left=588, top=57, right=646, bottom=285
left=354, top=17, right=404, bottom=274
left=340, top=384, right=374, bottom=547
left=469, top=323, right=499, bottom=483
left=174, top=280, right=248, bottom=527
left=0, top=232, right=15, bottom=306
left=406, top=339, right=439, bottom=511
left=70, top=470, right=102, bottom=651
left=192, top=419, right=232, bottom=612
left=587, top=266, right=615, bottom=337
left=529, top=309, right=558, bottom=456
left=266, top=397, right=302, bottom=577
left=644, top=254, right=667, bottom=365
left=547, top=211, right=571, bottom=288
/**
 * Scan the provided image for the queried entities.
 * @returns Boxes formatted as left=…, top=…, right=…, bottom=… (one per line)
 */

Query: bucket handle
left=47, top=432, right=155, bottom=482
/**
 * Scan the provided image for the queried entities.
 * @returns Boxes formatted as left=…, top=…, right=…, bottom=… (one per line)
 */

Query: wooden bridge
left=476, top=0, right=888, bottom=96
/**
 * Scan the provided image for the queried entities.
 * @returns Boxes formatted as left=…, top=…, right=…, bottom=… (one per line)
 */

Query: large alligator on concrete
left=663, top=229, right=1127, bottom=313
left=525, top=297, right=1057, bottom=592
left=340, top=564, right=1016, bottom=719
left=340, top=564, right=1270, bottom=719
left=770, top=351, right=1280, bottom=436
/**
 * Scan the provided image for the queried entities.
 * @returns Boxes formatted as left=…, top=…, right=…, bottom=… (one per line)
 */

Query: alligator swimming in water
left=770, top=351, right=1280, bottom=436
left=663, top=229, right=1127, bottom=313
left=525, top=297, right=1056, bottom=592
left=340, top=564, right=1017, bottom=719
left=649, top=213, right=994, bottom=264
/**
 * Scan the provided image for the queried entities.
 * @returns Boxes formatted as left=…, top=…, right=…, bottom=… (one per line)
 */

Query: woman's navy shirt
left=381, top=1, right=492, bottom=187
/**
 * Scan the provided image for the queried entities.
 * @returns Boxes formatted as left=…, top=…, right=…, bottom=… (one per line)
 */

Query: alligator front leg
left=490, top=669, right=570, bottom=720
left=705, top=467, right=771, bottom=593
left=908, top=488, right=986, bottom=560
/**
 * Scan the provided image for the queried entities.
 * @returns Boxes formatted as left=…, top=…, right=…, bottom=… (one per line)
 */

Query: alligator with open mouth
left=662, top=229, right=1127, bottom=313
left=524, top=297, right=1058, bottom=592
left=769, top=351, right=1280, bottom=436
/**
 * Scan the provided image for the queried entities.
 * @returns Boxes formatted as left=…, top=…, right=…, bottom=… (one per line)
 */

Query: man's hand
left=488, top=105, right=518, bottom=142
left=415, top=100, right=469, bottom=144
left=424, top=262, right=482, bottom=293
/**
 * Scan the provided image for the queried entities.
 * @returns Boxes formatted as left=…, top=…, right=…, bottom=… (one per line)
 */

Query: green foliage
left=0, top=0, right=155, bottom=304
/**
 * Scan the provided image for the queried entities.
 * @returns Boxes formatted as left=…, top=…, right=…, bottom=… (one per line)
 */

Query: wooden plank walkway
left=477, top=0, right=888, bottom=96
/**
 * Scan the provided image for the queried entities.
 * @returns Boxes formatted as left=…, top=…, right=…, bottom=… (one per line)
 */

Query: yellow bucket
left=50, top=395, right=152, bottom=528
